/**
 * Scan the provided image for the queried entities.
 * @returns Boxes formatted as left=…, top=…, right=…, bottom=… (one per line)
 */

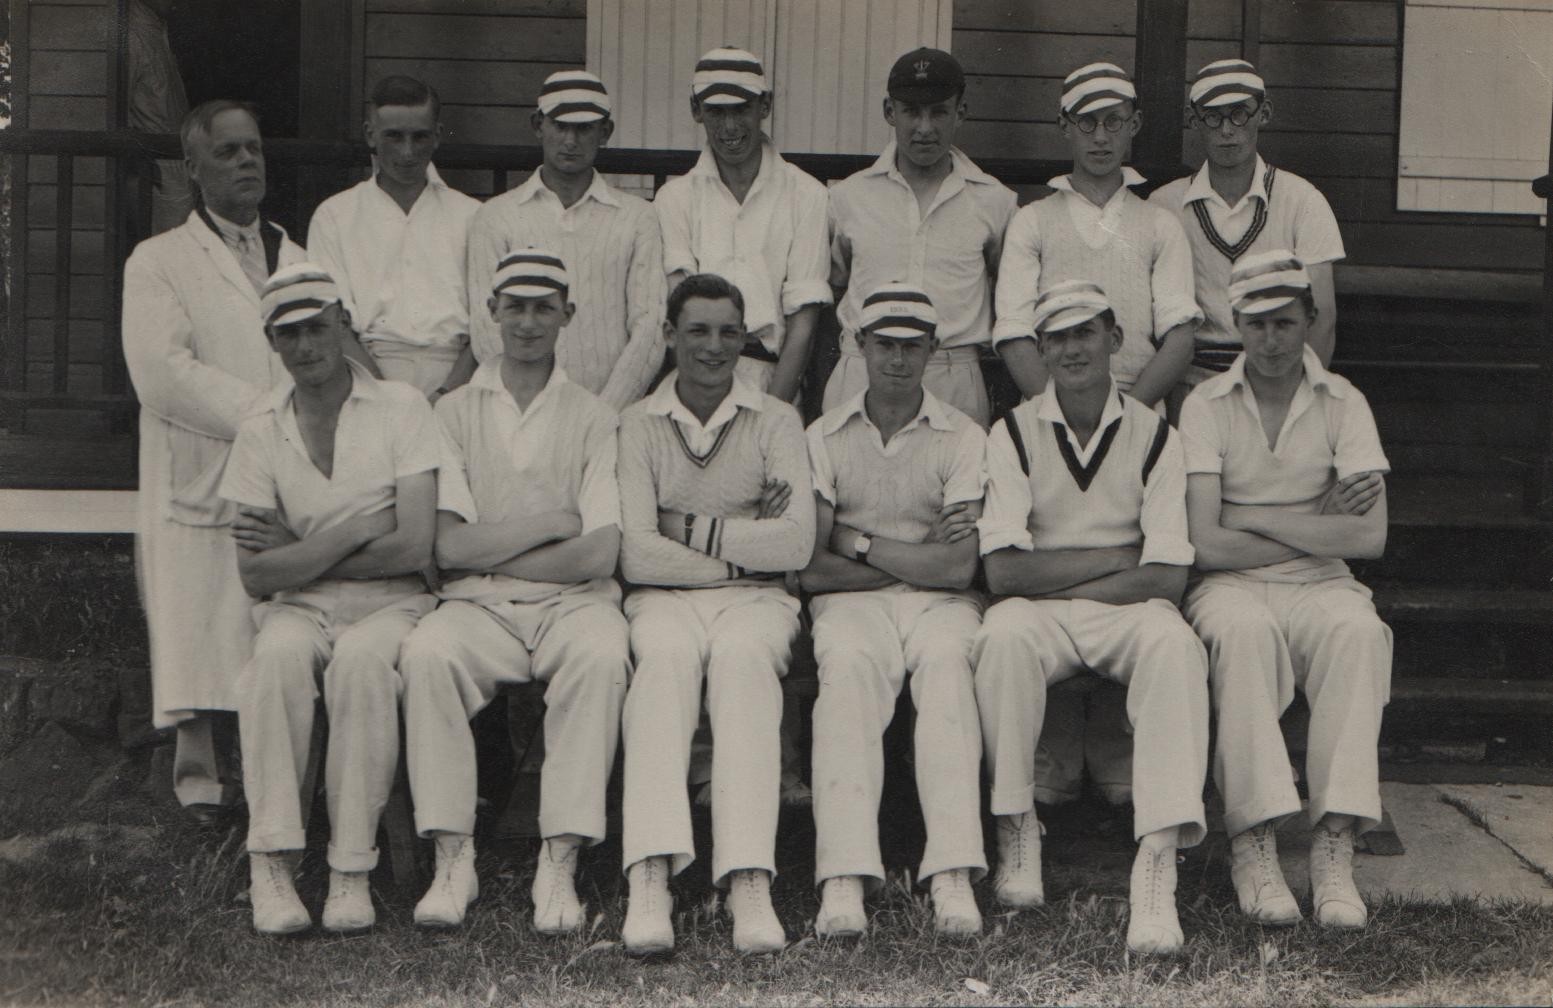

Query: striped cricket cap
left=859, top=281, right=938, bottom=338
left=1061, top=62, right=1136, bottom=117
left=1032, top=280, right=1112, bottom=335
left=692, top=46, right=768, bottom=105
left=1190, top=58, right=1265, bottom=109
left=1228, top=250, right=1311, bottom=316
left=537, top=69, right=611, bottom=123
left=492, top=248, right=570, bottom=299
left=260, top=263, right=342, bottom=329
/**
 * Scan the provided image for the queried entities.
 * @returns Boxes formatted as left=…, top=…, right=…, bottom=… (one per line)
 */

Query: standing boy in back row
left=823, top=48, right=1017, bottom=427
left=1150, top=59, right=1344, bottom=385
left=654, top=48, right=831, bottom=402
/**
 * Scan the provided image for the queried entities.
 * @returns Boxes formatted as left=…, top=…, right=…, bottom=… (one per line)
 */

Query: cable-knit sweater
left=617, top=391, right=816, bottom=588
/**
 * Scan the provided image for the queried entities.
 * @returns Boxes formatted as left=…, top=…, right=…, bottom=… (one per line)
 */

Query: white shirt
left=654, top=140, right=832, bottom=356
left=465, top=170, right=666, bottom=409
left=641, top=372, right=766, bottom=456
left=829, top=143, right=1018, bottom=350
left=993, top=168, right=1202, bottom=347
left=808, top=388, right=986, bottom=545
left=434, top=360, right=622, bottom=606
left=307, top=165, right=480, bottom=351
left=1180, top=345, right=1388, bottom=583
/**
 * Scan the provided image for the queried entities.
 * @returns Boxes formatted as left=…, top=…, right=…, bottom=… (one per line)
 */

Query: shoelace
left=1000, top=816, right=1034, bottom=871
left=1314, top=828, right=1353, bottom=881
left=1139, top=848, right=1171, bottom=913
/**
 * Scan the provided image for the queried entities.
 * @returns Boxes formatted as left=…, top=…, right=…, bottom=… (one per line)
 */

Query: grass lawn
left=2, top=778, right=1551, bottom=1008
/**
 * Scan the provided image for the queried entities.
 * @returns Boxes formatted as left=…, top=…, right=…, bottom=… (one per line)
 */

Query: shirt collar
left=511, top=167, right=621, bottom=209
left=644, top=371, right=765, bottom=424
left=468, top=358, right=573, bottom=405
left=267, top=355, right=381, bottom=413
left=1035, top=378, right=1127, bottom=429
left=866, top=141, right=999, bottom=188
left=205, top=206, right=261, bottom=244
left=820, top=386, right=957, bottom=436
left=1207, top=343, right=1347, bottom=400
left=1183, top=155, right=1269, bottom=210
left=1048, top=165, right=1148, bottom=200
left=688, top=137, right=779, bottom=193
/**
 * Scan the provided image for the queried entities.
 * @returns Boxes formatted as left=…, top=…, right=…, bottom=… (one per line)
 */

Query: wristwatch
left=853, top=533, right=873, bottom=564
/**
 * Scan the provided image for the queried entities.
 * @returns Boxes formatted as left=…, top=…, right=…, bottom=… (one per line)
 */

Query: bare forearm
left=437, top=344, right=478, bottom=395
left=985, top=546, right=1139, bottom=597
left=1192, top=525, right=1306, bottom=572
left=767, top=305, right=820, bottom=404
left=1040, top=563, right=1186, bottom=607
left=437, top=515, right=569, bottom=571
left=998, top=338, right=1046, bottom=400
left=490, top=527, right=620, bottom=583
left=237, top=518, right=377, bottom=598
left=1232, top=507, right=1385, bottom=560
left=1128, top=323, right=1195, bottom=407
left=798, top=550, right=899, bottom=593
left=866, top=536, right=977, bottom=590
left=325, top=526, right=431, bottom=580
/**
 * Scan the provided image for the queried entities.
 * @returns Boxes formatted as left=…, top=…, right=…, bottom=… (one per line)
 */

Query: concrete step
left=1376, top=587, right=1553, bottom=626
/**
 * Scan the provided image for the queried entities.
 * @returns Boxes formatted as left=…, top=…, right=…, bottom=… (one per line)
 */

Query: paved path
left=1270, top=782, right=1553, bottom=906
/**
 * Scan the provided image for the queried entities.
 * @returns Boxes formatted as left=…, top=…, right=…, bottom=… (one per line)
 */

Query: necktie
left=232, top=229, right=269, bottom=294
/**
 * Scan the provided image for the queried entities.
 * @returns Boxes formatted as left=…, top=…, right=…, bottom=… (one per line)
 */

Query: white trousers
left=399, top=591, right=629, bottom=842
left=824, top=341, right=990, bottom=428
left=367, top=342, right=461, bottom=398
left=973, top=597, right=1210, bottom=846
left=621, top=585, right=799, bottom=886
left=810, top=586, right=986, bottom=887
left=1184, top=573, right=1392, bottom=837
left=238, top=579, right=433, bottom=872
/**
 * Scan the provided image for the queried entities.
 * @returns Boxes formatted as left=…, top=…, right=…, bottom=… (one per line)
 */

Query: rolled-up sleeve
left=977, top=418, right=1035, bottom=555
left=1332, top=390, right=1391, bottom=480
left=1138, top=427, right=1196, bottom=568
left=781, top=180, right=833, bottom=314
left=806, top=421, right=838, bottom=507
left=654, top=178, right=697, bottom=278
left=218, top=421, right=276, bottom=511
left=944, top=422, right=989, bottom=506
left=1150, top=209, right=1205, bottom=336
left=578, top=408, right=624, bottom=534
left=992, top=206, right=1042, bottom=347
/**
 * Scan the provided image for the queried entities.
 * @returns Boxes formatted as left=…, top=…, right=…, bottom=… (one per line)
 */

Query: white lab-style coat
left=122, top=209, right=303, bottom=727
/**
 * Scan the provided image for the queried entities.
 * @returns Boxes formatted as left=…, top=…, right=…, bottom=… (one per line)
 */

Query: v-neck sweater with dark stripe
left=617, top=395, right=816, bottom=588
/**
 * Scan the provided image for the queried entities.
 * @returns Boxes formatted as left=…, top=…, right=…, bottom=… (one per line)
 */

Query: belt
left=740, top=338, right=781, bottom=364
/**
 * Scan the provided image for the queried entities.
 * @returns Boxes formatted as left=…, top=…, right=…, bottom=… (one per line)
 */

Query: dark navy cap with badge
left=887, top=47, right=965, bottom=104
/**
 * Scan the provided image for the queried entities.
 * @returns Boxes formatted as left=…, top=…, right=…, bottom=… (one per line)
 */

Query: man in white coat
left=122, top=99, right=304, bottom=817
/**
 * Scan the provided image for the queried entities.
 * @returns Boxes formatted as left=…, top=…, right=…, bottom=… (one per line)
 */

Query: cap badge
left=914, top=59, right=930, bottom=79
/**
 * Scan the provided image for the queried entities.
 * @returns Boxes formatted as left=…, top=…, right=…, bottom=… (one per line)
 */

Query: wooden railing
left=2, top=127, right=1550, bottom=515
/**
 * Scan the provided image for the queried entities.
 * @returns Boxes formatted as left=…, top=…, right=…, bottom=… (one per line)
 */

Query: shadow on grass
left=3, top=800, right=1552, bottom=1008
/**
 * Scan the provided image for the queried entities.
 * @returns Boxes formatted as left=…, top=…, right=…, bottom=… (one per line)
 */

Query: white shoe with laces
left=929, top=868, right=983, bottom=939
left=248, top=852, right=311, bottom=935
left=727, top=869, right=786, bottom=954
left=532, top=836, right=585, bottom=935
left=1230, top=822, right=1300, bottom=926
left=322, top=869, right=375, bottom=933
left=994, top=811, right=1045, bottom=908
left=815, top=875, right=867, bottom=938
left=1310, top=824, right=1367, bottom=928
left=622, top=856, right=674, bottom=956
left=1126, top=844, right=1183, bottom=955
left=413, top=832, right=478, bottom=929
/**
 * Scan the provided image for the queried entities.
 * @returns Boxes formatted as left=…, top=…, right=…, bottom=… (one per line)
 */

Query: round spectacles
left=1194, top=101, right=1262, bottom=129
left=1066, top=111, right=1132, bottom=135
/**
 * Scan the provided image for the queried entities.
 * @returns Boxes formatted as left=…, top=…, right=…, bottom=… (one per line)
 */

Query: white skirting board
left=0, top=490, right=138, bottom=534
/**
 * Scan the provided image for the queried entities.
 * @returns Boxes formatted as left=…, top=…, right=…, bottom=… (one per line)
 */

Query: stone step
left=1375, top=587, right=1553, bottom=626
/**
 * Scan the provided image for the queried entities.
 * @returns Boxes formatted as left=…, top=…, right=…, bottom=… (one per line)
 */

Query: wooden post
left=1531, top=116, right=1553, bottom=517
left=296, top=0, right=355, bottom=239
left=1134, top=0, right=1189, bottom=182
left=3, top=0, right=31, bottom=420
left=1241, top=0, right=1262, bottom=65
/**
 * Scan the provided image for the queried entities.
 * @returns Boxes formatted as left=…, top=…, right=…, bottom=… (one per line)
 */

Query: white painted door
left=588, top=0, right=951, bottom=156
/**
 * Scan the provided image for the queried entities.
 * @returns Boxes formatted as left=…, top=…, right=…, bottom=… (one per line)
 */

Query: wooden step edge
left=1375, top=588, right=1553, bottom=624
left=1387, top=677, right=1553, bottom=716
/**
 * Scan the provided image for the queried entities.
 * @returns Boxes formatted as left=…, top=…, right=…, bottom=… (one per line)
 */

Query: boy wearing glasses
left=1149, top=60, right=1344, bottom=383
left=992, top=62, right=1202, bottom=817
left=995, top=62, right=1201, bottom=408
